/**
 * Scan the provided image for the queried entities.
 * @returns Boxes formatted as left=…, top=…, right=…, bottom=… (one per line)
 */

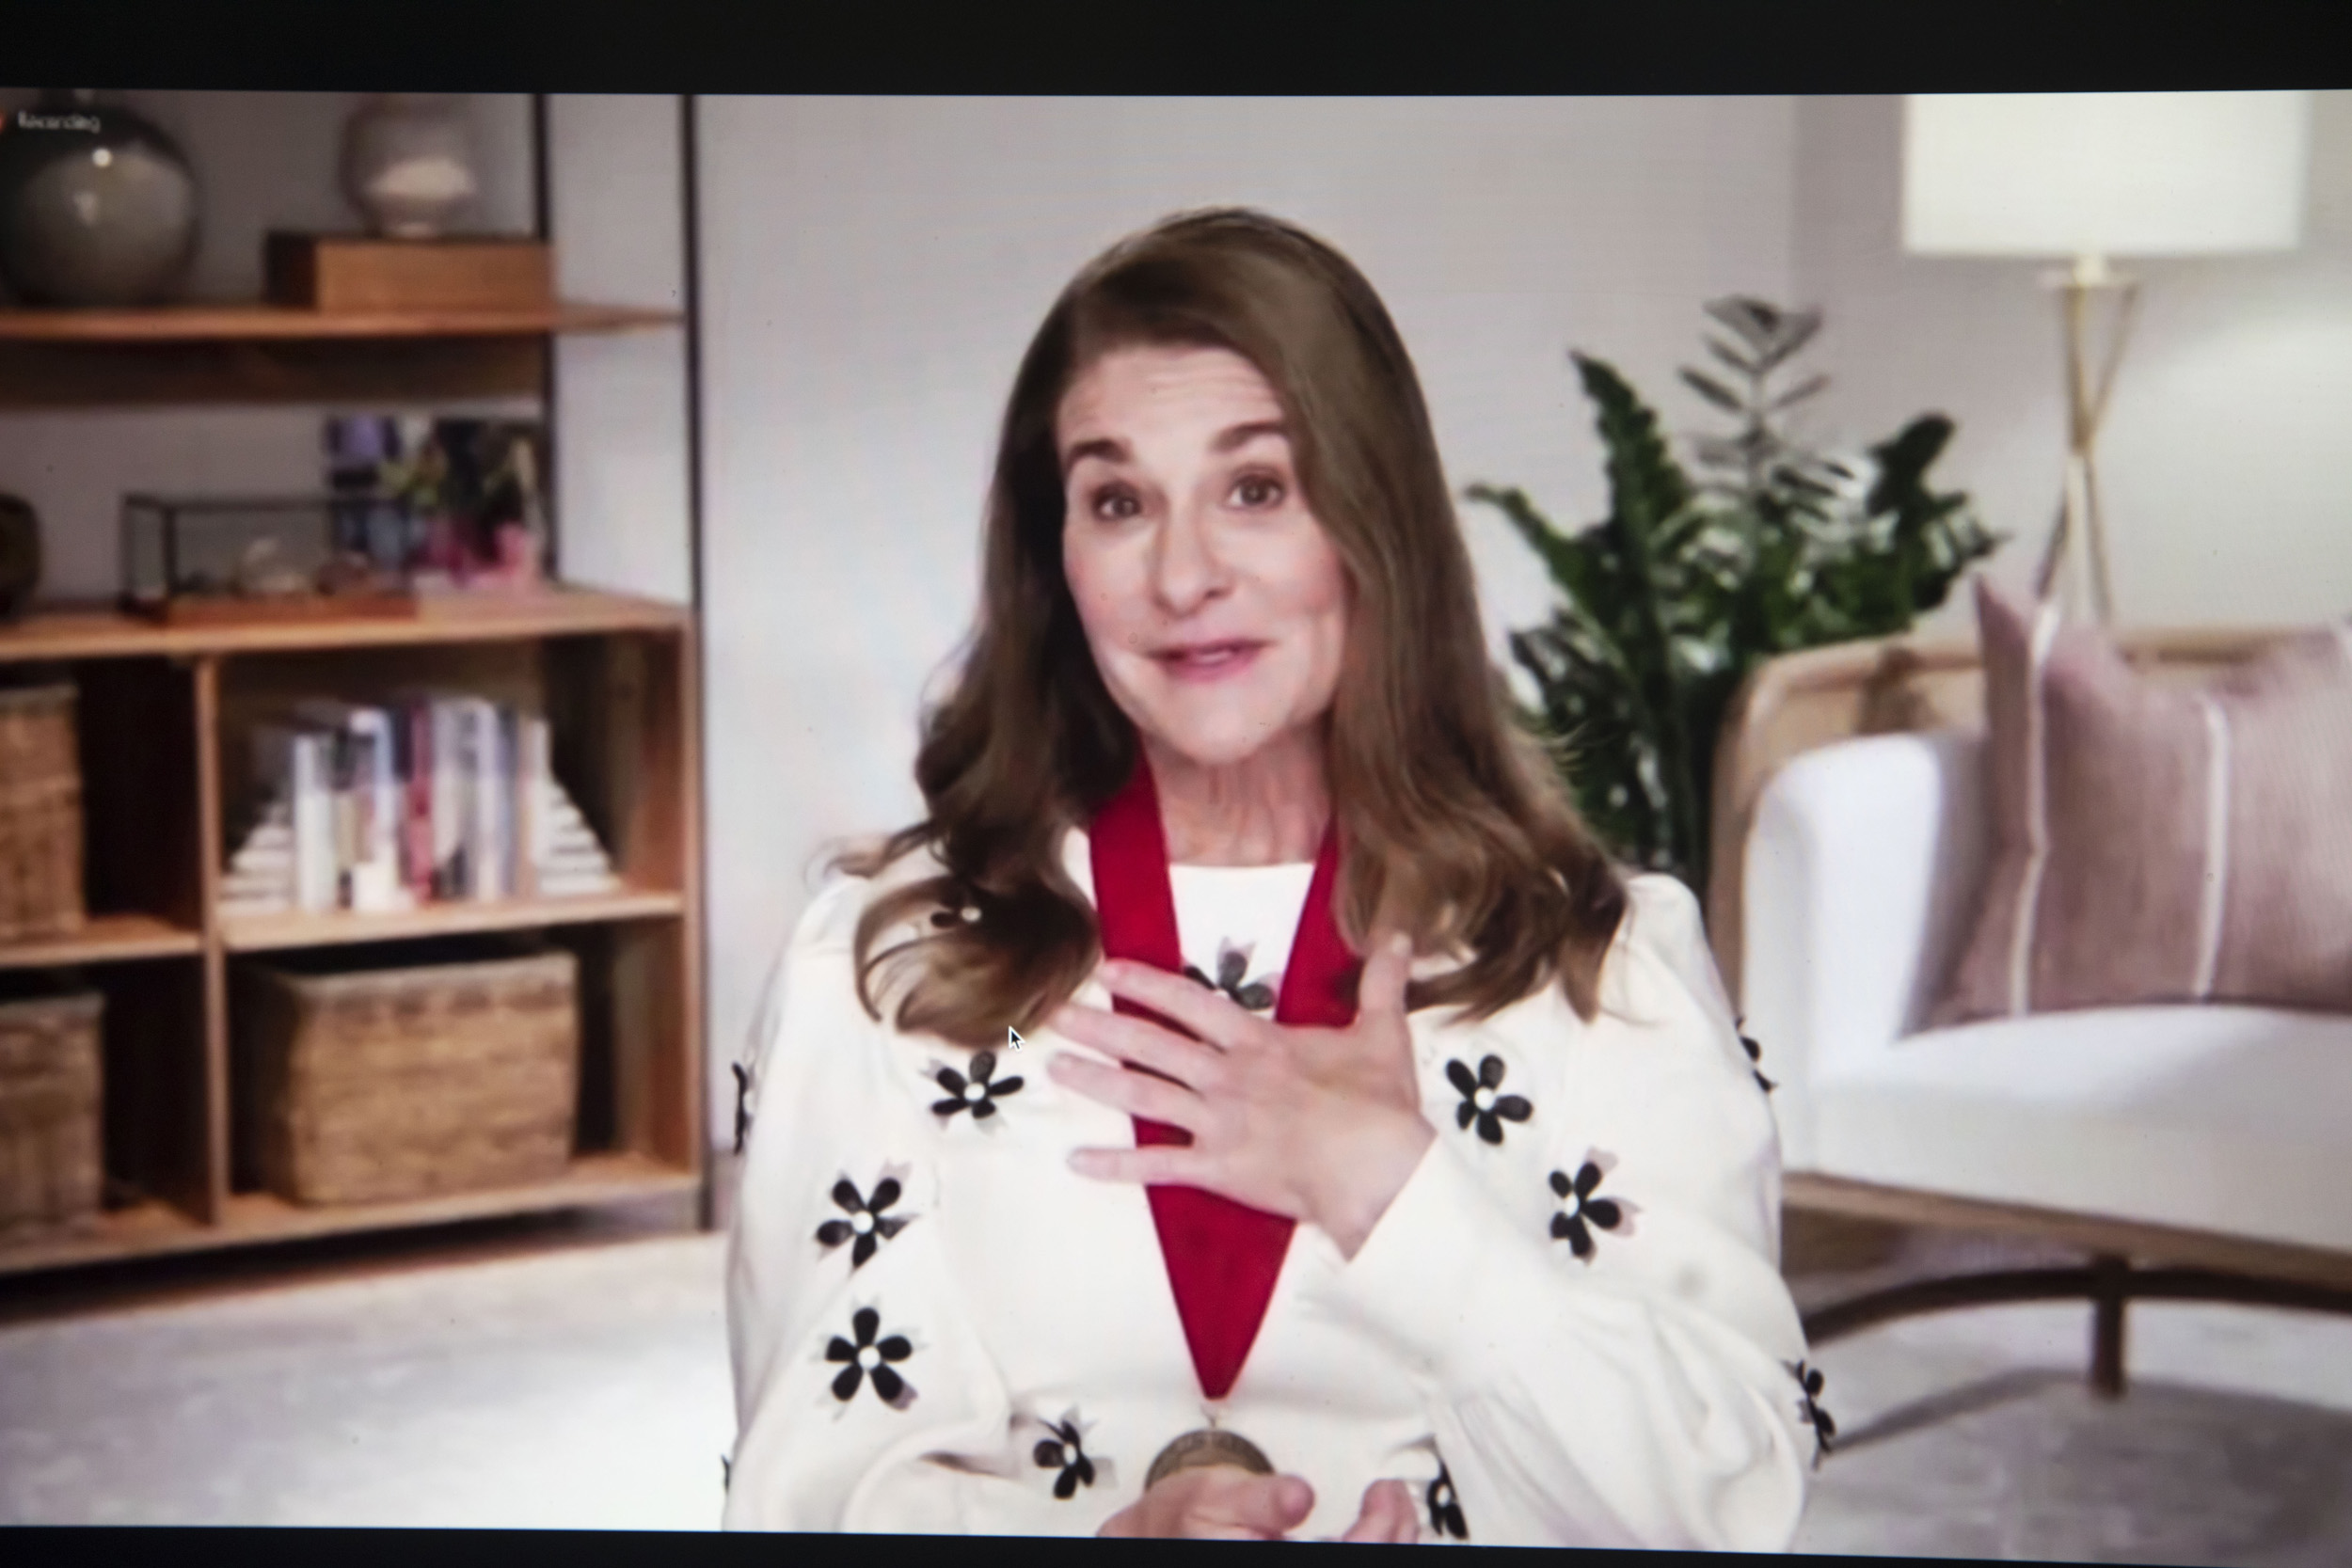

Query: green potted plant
left=1468, top=298, right=2001, bottom=895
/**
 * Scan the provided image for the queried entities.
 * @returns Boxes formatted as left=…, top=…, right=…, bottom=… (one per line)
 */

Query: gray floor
left=5, top=1218, right=2352, bottom=1557
left=0, top=1226, right=737, bottom=1529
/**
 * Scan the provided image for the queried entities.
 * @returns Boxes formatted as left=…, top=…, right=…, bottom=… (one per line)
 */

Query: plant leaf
left=1758, top=309, right=1822, bottom=370
left=1678, top=369, right=1746, bottom=414
left=1768, top=372, right=1830, bottom=412
left=1463, top=483, right=1616, bottom=634
left=1705, top=337, right=1759, bottom=377
left=1703, top=297, right=1776, bottom=352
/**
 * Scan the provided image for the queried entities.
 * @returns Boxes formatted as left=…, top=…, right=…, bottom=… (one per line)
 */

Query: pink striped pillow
left=1932, top=579, right=2352, bottom=1026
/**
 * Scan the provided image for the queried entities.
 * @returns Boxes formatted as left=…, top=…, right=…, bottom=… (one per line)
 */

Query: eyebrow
left=1059, top=420, right=1289, bottom=479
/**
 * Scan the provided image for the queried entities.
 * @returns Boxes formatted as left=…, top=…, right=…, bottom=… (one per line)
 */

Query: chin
left=1136, top=707, right=1303, bottom=771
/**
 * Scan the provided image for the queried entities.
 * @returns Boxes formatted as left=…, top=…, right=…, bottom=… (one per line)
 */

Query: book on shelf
left=293, top=700, right=406, bottom=913
left=249, top=723, right=336, bottom=914
left=224, top=694, right=618, bottom=920
left=462, top=696, right=511, bottom=904
left=428, top=695, right=468, bottom=900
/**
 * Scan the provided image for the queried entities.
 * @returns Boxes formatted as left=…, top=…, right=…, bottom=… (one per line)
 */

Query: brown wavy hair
left=839, top=207, right=1626, bottom=1046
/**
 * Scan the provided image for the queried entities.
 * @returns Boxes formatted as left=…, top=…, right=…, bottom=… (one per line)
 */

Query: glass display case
left=119, top=493, right=420, bottom=625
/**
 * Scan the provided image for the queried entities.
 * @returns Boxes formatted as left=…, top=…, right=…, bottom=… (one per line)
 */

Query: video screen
left=1, top=86, right=2345, bottom=1560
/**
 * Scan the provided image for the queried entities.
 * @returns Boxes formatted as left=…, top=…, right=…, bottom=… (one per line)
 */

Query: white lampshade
left=1903, top=92, right=2312, bottom=259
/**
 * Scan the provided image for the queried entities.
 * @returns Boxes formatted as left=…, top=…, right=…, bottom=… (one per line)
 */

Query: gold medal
left=1144, top=1427, right=1275, bottom=1492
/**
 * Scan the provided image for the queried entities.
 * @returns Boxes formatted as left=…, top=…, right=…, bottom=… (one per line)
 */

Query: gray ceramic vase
left=0, top=89, right=201, bottom=308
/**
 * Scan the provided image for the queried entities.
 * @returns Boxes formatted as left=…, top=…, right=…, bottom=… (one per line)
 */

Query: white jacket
left=724, top=828, right=1814, bottom=1546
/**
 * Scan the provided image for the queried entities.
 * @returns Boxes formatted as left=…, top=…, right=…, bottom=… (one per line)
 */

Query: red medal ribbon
left=1087, top=752, right=1359, bottom=1402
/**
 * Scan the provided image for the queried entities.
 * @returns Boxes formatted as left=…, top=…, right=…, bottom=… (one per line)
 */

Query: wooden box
left=0, top=989, right=103, bottom=1240
left=264, top=233, right=554, bottom=314
left=0, top=683, right=87, bottom=944
left=240, top=942, right=579, bottom=1207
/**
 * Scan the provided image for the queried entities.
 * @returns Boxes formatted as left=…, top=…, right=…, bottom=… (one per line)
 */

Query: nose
left=1149, top=499, right=1232, bottom=618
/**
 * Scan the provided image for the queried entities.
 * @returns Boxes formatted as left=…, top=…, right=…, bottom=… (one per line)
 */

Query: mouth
left=1152, top=639, right=1267, bottom=681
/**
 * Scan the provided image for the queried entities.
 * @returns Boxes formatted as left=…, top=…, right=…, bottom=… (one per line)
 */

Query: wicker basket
left=0, top=989, right=104, bottom=1241
left=240, top=944, right=579, bottom=1207
left=0, top=684, right=87, bottom=945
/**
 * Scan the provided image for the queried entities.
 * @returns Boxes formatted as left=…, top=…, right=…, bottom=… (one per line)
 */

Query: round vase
left=0, top=89, right=201, bottom=308
left=341, top=94, right=480, bottom=240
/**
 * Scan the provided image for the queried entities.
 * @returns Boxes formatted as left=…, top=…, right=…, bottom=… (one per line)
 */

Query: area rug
left=5, top=1226, right=2351, bottom=1560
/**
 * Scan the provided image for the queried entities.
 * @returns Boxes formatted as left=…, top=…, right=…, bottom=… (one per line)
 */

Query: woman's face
left=1057, top=344, right=1352, bottom=772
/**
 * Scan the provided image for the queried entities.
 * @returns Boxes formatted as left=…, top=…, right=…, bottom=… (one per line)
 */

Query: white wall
left=546, top=95, right=693, bottom=603
left=0, top=90, right=537, bottom=599
left=695, top=95, right=1799, bottom=1141
left=1791, top=92, right=2352, bottom=632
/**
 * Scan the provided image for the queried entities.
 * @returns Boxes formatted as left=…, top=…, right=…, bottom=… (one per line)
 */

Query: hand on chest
left=892, top=987, right=1615, bottom=1358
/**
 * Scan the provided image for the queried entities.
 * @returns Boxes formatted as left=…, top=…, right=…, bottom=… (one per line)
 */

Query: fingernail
left=1389, top=932, right=1413, bottom=957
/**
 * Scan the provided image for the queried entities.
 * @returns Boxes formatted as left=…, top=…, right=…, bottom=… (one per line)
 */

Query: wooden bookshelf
left=220, top=886, right=686, bottom=953
left=0, top=914, right=204, bottom=971
left=0, top=590, right=691, bottom=663
left=0, top=1155, right=698, bottom=1277
left=0, top=304, right=680, bottom=342
left=0, top=590, right=706, bottom=1276
left=0, top=301, right=681, bottom=409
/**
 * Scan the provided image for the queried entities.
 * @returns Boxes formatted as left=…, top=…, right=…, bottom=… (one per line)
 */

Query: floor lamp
left=1901, top=92, right=2312, bottom=626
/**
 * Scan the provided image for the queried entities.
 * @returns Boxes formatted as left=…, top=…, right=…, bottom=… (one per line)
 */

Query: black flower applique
left=1184, top=940, right=1279, bottom=1012
left=1548, top=1153, right=1631, bottom=1261
left=1446, top=1054, right=1533, bottom=1145
left=1425, top=1462, right=1468, bottom=1540
left=731, top=1061, right=754, bottom=1154
left=1032, top=1414, right=1099, bottom=1500
left=814, top=1175, right=911, bottom=1268
left=1737, top=1018, right=1776, bottom=1093
left=825, top=1306, right=915, bottom=1409
left=1790, top=1360, right=1836, bottom=1466
left=931, top=1050, right=1024, bottom=1121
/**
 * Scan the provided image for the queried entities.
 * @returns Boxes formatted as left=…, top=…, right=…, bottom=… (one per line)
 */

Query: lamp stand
left=2034, top=254, right=2142, bottom=625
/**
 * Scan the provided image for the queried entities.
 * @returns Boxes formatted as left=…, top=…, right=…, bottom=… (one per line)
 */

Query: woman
left=724, top=207, right=1817, bottom=1545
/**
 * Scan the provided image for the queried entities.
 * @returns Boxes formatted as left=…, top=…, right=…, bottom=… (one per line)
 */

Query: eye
left=1088, top=483, right=1142, bottom=521
left=1231, top=471, right=1286, bottom=509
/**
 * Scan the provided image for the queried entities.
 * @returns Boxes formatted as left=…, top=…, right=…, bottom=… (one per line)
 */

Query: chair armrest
left=1740, top=728, right=1990, bottom=1167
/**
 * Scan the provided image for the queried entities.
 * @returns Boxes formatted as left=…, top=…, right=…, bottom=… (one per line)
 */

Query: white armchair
left=1740, top=726, right=1989, bottom=1173
left=1710, top=631, right=2352, bottom=1393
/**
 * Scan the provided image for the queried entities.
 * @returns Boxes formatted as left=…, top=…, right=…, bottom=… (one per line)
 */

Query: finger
left=1341, top=1501, right=1417, bottom=1545
left=1338, top=1480, right=1400, bottom=1544
left=1097, top=959, right=1260, bottom=1050
left=1049, top=1003, right=1228, bottom=1085
left=1213, top=1472, right=1314, bottom=1538
left=1046, top=1053, right=1204, bottom=1129
left=1066, top=1143, right=1211, bottom=1187
left=1356, top=929, right=1415, bottom=1023
left=1337, top=1500, right=1388, bottom=1543
left=1375, top=1480, right=1420, bottom=1542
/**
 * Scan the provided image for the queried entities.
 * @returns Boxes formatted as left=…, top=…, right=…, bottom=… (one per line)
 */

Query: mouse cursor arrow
left=1008, top=1027, right=1025, bottom=1050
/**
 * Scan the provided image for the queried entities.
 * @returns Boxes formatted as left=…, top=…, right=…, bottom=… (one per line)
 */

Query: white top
left=723, top=828, right=1814, bottom=1546
left=1167, top=860, right=1316, bottom=1018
